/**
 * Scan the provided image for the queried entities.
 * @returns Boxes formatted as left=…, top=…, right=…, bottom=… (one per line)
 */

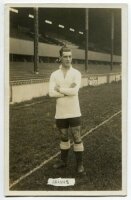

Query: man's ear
left=56, top=57, right=61, bottom=63
left=59, top=57, right=62, bottom=62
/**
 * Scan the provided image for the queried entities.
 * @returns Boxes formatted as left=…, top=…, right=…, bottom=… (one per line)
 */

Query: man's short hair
left=59, top=45, right=72, bottom=56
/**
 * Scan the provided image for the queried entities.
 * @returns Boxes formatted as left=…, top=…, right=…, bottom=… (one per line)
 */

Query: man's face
left=61, top=51, right=72, bottom=68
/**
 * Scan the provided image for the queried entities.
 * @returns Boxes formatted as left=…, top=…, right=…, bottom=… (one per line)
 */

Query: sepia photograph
left=4, top=3, right=127, bottom=196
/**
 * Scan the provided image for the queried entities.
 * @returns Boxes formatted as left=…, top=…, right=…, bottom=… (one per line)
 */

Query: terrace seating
left=10, top=27, right=64, bottom=46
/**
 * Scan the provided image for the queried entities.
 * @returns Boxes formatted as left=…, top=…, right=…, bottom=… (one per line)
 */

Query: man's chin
left=64, top=64, right=71, bottom=68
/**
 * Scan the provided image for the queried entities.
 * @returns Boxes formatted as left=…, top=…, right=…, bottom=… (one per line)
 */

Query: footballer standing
left=49, top=45, right=85, bottom=174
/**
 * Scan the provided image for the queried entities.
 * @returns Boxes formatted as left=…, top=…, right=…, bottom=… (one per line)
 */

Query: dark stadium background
left=9, top=7, right=121, bottom=84
left=10, top=8, right=121, bottom=55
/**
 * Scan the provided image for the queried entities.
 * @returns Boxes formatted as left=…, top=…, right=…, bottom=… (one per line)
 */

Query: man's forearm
left=59, top=87, right=79, bottom=96
left=49, top=90, right=65, bottom=98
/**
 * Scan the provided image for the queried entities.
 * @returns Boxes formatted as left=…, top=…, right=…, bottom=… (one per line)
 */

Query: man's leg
left=71, top=125, right=84, bottom=173
left=54, top=119, right=70, bottom=169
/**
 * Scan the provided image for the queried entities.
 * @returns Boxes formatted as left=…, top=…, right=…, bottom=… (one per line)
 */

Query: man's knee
left=71, top=126, right=84, bottom=151
left=71, top=126, right=82, bottom=143
left=58, top=128, right=68, bottom=142
left=58, top=129, right=70, bottom=150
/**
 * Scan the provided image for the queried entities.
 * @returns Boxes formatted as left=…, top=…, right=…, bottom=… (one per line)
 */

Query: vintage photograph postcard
left=4, top=3, right=127, bottom=196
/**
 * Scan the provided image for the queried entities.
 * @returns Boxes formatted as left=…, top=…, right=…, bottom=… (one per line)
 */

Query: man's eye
left=63, top=56, right=71, bottom=58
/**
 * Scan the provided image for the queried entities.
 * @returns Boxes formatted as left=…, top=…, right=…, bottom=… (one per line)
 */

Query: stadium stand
left=9, top=9, right=121, bottom=79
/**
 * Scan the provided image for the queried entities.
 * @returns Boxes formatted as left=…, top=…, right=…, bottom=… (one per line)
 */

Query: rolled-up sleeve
left=59, top=72, right=81, bottom=96
left=49, top=73, right=64, bottom=98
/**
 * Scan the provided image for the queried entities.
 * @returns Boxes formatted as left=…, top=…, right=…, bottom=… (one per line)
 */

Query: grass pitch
left=9, top=82, right=121, bottom=191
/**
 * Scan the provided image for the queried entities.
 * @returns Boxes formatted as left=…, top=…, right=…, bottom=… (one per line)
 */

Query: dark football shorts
left=56, top=117, right=81, bottom=129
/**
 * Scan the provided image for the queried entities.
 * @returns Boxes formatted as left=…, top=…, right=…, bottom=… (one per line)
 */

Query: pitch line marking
left=9, top=151, right=61, bottom=189
left=9, top=110, right=121, bottom=189
left=10, top=100, right=44, bottom=108
left=81, top=110, right=121, bottom=140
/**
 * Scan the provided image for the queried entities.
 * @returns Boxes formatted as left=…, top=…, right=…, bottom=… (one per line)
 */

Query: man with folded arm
left=49, top=45, right=84, bottom=174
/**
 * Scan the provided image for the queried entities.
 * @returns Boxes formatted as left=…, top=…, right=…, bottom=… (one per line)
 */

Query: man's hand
left=54, top=85, right=60, bottom=92
left=70, top=83, right=76, bottom=88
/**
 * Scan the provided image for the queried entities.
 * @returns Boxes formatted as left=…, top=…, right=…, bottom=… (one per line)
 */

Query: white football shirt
left=49, top=65, right=81, bottom=119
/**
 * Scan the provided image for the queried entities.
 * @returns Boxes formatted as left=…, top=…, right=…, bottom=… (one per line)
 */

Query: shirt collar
left=59, top=64, right=72, bottom=70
